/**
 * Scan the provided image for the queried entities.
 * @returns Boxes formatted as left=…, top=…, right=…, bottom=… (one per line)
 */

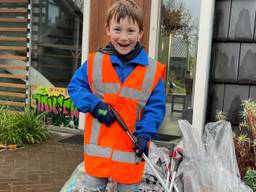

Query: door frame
left=191, top=0, right=215, bottom=137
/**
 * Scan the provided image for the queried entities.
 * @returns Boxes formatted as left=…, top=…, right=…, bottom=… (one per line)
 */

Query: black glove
left=133, top=134, right=151, bottom=158
left=92, top=101, right=115, bottom=127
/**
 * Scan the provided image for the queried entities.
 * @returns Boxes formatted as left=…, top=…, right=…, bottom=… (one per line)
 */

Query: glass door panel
left=157, top=0, right=201, bottom=139
left=31, top=0, right=83, bottom=87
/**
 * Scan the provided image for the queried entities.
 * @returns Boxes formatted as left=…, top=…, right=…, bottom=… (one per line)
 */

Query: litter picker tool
left=110, top=106, right=173, bottom=192
left=169, top=148, right=183, bottom=192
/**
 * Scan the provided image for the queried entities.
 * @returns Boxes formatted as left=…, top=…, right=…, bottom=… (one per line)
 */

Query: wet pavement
left=0, top=133, right=83, bottom=192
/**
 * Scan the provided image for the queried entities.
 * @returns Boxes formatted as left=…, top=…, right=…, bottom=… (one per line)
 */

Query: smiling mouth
left=118, top=43, right=130, bottom=47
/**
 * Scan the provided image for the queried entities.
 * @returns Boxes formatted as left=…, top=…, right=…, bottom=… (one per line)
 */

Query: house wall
left=89, top=0, right=151, bottom=53
left=207, top=0, right=256, bottom=125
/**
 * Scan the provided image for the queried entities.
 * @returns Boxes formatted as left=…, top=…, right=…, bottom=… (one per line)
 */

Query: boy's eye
left=128, top=29, right=135, bottom=33
left=113, top=28, right=121, bottom=32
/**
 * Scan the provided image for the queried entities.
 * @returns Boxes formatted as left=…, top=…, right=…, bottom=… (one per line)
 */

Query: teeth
left=119, top=43, right=129, bottom=47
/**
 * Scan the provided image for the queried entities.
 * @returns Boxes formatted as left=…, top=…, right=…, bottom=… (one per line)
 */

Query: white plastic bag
left=178, top=120, right=253, bottom=192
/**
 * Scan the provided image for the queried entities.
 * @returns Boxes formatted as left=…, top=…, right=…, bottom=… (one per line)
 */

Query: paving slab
left=0, top=133, right=83, bottom=192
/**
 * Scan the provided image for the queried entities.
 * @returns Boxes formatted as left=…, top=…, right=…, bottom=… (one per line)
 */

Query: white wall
left=79, top=0, right=91, bottom=130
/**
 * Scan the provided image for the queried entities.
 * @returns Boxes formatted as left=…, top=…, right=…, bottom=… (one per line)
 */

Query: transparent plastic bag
left=144, top=142, right=170, bottom=179
left=178, top=120, right=253, bottom=192
left=141, top=142, right=171, bottom=191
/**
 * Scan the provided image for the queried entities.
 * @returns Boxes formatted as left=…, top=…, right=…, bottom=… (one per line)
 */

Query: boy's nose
left=120, top=32, right=128, bottom=40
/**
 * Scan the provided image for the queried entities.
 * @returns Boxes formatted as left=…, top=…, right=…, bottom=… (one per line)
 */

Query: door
left=157, top=0, right=201, bottom=138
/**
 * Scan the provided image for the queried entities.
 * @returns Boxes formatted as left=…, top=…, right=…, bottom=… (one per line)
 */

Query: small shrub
left=0, top=106, right=22, bottom=145
left=244, top=169, right=256, bottom=192
left=215, top=110, right=226, bottom=121
left=241, top=99, right=256, bottom=140
left=0, top=106, right=48, bottom=145
left=16, top=108, right=48, bottom=144
left=234, top=134, right=255, bottom=177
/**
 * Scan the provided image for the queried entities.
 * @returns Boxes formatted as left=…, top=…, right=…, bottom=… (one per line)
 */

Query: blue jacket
left=68, top=49, right=166, bottom=137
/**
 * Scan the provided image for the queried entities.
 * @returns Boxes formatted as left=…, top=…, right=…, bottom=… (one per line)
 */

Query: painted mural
left=31, top=86, right=79, bottom=129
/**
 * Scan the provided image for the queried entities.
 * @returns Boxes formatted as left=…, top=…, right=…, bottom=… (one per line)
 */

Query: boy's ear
left=138, top=30, right=144, bottom=41
left=105, top=24, right=111, bottom=36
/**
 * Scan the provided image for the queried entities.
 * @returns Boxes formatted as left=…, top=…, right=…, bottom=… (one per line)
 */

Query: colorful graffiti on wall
left=31, top=86, right=79, bottom=129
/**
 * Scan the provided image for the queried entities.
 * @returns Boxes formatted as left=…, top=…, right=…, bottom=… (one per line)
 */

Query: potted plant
left=215, top=99, right=256, bottom=191
left=244, top=169, right=256, bottom=192
left=234, top=99, right=256, bottom=177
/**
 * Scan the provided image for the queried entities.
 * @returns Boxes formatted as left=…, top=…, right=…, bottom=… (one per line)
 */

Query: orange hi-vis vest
left=84, top=52, right=165, bottom=184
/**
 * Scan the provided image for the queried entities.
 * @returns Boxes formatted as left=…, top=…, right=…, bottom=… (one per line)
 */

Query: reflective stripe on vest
left=84, top=144, right=112, bottom=158
left=90, top=118, right=101, bottom=144
left=119, top=57, right=157, bottom=122
left=84, top=145, right=138, bottom=164
left=112, top=150, right=137, bottom=163
left=120, top=57, right=157, bottom=107
left=93, top=52, right=120, bottom=98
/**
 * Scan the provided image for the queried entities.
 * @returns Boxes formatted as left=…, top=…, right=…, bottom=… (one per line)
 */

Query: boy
left=68, top=0, right=166, bottom=191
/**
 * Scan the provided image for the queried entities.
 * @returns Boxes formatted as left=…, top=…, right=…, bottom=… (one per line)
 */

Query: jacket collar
left=110, top=49, right=149, bottom=67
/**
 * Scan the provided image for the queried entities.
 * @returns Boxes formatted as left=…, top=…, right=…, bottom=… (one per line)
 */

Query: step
left=39, top=43, right=81, bottom=51
left=41, top=54, right=76, bottom=59
left=35, top=64, right=73, bottom=69
left=48, top=34, right=82, bottom=40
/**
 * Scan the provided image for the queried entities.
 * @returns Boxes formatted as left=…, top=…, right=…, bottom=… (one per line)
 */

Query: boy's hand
left=133, top=134, right=151, bottom=159
left=92, top=101, right=115, bottom=127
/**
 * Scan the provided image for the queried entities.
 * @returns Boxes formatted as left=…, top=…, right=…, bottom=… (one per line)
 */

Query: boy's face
left=106, top=17, right=143, bottom=55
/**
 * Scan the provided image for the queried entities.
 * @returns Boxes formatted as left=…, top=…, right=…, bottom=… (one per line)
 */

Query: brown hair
left=106, top=0, right=144, bottom=32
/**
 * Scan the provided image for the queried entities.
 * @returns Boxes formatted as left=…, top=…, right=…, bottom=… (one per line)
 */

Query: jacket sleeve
left=67, top=61, right=101, bottom=113
left=134, top=78, right=166, bottom=138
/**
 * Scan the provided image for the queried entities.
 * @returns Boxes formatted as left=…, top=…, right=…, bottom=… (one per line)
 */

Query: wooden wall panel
left=0, top=0, right=29, bottom=108
left=142, top=0, right=151, bottom=51
left=89, top=0, right=100, bottom=52
left=97, top=0, right=112, bottom=48
left=89, top=0, right=151, bottom=53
